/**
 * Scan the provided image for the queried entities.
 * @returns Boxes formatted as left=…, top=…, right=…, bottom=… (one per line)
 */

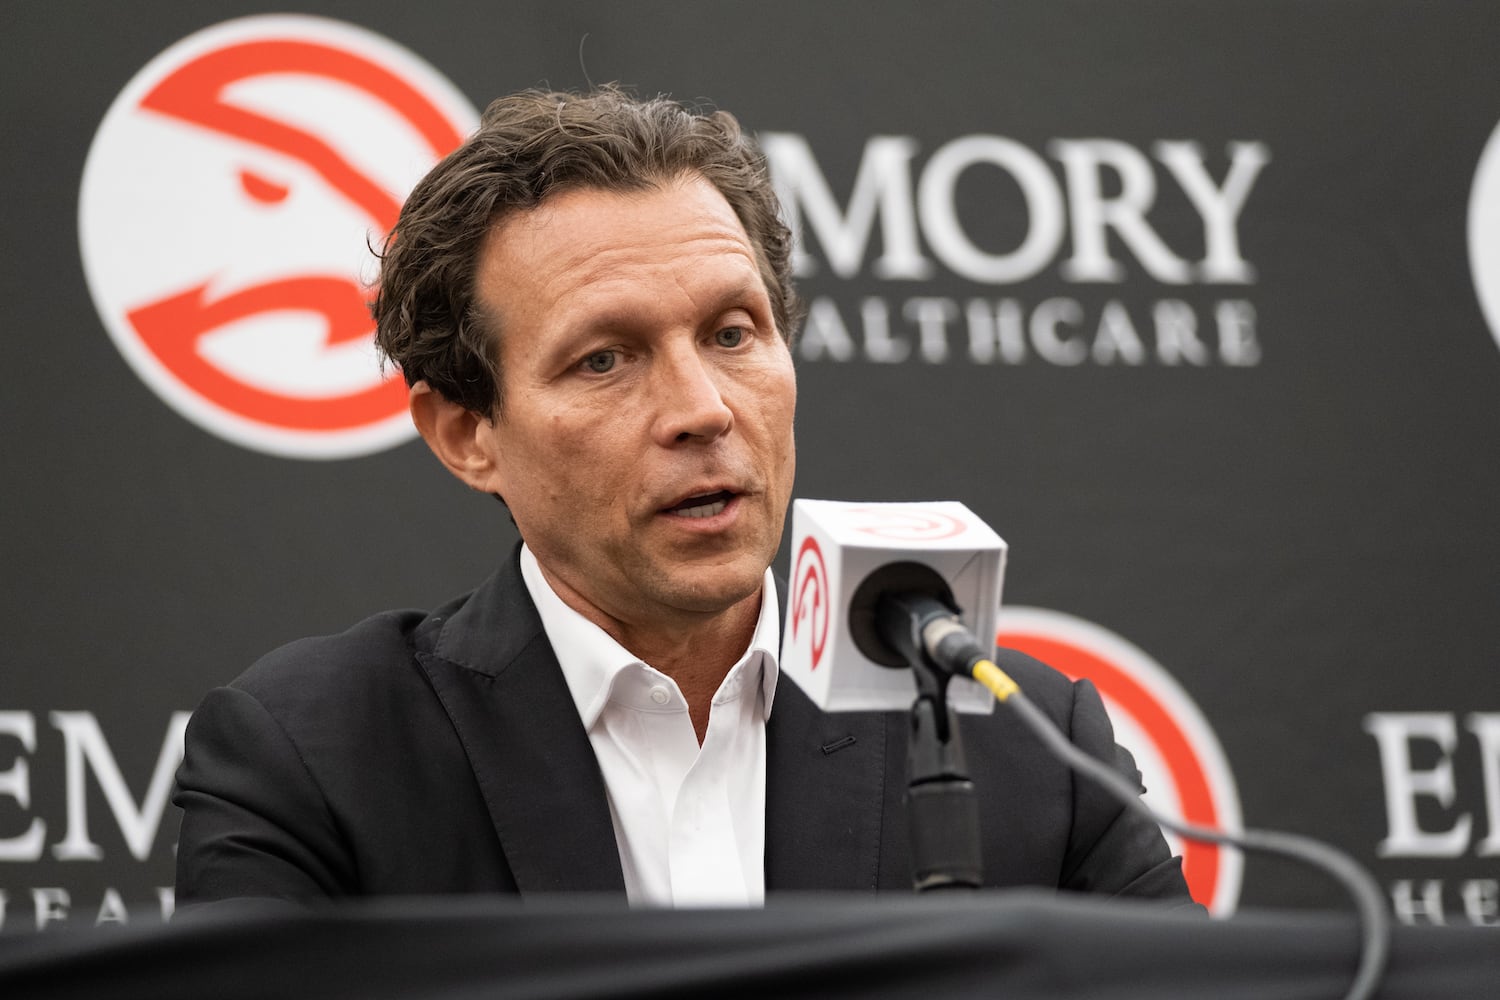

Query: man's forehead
left=491, top=175, right=748, bottom=252
left=475, top=176, right=764, bottom=315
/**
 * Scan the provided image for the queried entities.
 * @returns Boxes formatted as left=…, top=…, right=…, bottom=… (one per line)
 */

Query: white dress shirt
left=519, top=544, right=779, bottom=907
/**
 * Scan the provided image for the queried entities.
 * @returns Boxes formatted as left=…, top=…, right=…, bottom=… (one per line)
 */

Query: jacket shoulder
left=989, top=645, right=1078, bottom=721
left=228, top=593, right=469, bottom=719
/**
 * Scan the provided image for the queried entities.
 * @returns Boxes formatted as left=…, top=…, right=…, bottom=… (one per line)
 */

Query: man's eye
left=715, top=327, right=745, bottom=348
left=582, top=350, right=616, bottom=373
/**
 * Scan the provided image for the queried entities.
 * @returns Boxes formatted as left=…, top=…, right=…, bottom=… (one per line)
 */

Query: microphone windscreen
left=781, top=500, right=1006, bottom=713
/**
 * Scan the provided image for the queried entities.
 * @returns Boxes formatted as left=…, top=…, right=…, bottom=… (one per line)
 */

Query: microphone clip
left=872, top=589, right=985, bottom=891
left=846, top=560, right=987, bottom=890
left=877, top=590, right=964, bottom=739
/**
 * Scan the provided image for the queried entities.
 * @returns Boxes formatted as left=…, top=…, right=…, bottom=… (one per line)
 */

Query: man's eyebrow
left=562, top=278, right=768, bottom=338
left=699, top=277, right=771, bottom=319
left=556, top=305, right=650, bottom=339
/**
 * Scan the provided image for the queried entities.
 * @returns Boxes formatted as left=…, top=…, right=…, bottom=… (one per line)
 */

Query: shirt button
left=649, top=686, right=670, bottom=705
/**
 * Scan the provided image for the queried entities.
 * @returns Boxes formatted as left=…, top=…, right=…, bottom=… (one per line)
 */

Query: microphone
left=848, top=562, right=1000, bottom=684
left=781, top=500, right=1005, bottom=890
left=779, top=505, right=1393, bottom=992
left=780, top=499, right=1006, bottom=713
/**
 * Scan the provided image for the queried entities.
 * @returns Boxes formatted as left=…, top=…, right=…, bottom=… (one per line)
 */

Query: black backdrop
left=3, top=0, right=1499, bottom=930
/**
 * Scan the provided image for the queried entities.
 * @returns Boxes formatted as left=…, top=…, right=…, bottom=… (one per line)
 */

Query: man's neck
left=537, top=563, right=763, bottom=743
left=619, top=597, right=761, bottom=743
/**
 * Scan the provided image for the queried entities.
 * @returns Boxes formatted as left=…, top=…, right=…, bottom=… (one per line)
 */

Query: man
left=174, top=87, right=1194, bottom=910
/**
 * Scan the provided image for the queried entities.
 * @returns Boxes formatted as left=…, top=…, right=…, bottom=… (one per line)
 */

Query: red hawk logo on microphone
left=791, top=536, right=831, bottom=669
left=79, top=15, right=478, bottom=458
left=845, top=506, right=969, bottom=541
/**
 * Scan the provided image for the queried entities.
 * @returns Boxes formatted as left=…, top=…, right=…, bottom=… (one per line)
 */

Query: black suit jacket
left=174, top=553, right=1193, bottom=907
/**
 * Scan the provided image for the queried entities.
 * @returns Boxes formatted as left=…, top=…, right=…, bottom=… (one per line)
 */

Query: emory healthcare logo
left=79, top=16, right=478, bottom=458
left=1469, top=118, right=1500, bottom=357
left=997, top=607, right=1243, bottom=915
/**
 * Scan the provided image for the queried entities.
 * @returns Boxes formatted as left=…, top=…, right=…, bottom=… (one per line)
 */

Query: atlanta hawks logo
left=1469, top=118, right=1500, bottom=358
left=997, top=607, right=1244, bottom=915
left=78, top=15, right=478, bottom=458
left=791, top=536, right=830, bottom=669
left=845, top=505, right=969, bottom=541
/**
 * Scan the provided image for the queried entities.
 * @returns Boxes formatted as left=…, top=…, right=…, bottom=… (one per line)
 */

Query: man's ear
left=408, top=381, right=506, bottom=495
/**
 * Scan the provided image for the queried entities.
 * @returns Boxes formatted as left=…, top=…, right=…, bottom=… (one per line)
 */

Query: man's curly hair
left=371, top=85, right=801, bottom=416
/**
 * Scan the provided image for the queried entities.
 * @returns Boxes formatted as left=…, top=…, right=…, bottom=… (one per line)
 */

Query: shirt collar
left=518, top=544, right=780, bottom=730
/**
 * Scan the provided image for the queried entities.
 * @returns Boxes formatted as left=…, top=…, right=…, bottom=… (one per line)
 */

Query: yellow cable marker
left=972, top=659, right=1020, bottom=702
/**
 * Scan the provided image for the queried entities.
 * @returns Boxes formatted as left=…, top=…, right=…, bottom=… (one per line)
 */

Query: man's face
left=471, top=174, right=797, bottom=632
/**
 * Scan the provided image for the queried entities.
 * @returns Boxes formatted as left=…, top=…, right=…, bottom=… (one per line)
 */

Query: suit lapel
left=764, top=678, right=892, bottom=891
left=412, top=557, right=891, bottom=895
left=415, top=554, right=624, bottom=894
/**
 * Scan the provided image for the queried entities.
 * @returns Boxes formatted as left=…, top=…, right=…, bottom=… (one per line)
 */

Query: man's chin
left=652, top=562, right=768, bottom=618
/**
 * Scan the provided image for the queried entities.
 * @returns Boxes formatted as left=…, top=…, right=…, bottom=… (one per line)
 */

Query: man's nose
left=651, top=344, right=734, bottom=446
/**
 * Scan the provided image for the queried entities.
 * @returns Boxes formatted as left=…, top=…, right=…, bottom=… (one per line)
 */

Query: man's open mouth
left=663, top=490, right=736, bottom=519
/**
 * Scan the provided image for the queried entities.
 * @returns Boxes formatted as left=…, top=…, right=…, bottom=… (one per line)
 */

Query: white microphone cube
left=781, top=499, right=1007, bottom=713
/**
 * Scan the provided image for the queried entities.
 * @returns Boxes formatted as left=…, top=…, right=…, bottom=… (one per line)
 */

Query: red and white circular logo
left=845, top=505, right=969, bottom=541
left=1471, top=119, right=1500, bottom=357
left=78, top=15, right=478, bottom=458
left=997, top=607, right=1243, bottom=915
left=791, top=536, right=831, bottom=669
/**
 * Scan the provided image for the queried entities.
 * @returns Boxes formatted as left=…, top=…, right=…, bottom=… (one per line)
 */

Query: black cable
left=999, top=685, right=1391, bottom=1000
left=904, top=607, right=1392, bottom=998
